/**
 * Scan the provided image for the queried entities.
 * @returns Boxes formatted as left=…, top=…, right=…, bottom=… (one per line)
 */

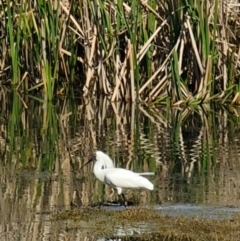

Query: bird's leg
left=118, top=193, right=127, bottom=207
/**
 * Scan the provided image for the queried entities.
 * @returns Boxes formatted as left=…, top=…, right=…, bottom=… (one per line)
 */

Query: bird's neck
left=93, top=162, right=106, bottom=183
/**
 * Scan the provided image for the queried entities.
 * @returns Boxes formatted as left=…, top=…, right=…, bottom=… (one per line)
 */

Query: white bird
left=81, top=151, right=154, bottom=206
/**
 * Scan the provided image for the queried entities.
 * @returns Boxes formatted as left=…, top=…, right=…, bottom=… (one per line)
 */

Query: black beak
left=80, top=156, right=94, bottom=169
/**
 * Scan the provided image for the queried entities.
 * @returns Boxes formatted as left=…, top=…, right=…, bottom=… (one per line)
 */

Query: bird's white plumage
left=93, top=151, right=154, bottom=195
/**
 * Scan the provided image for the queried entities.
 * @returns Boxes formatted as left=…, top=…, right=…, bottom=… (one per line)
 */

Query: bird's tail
left=138, top=172, right=155, bottom=176
left=142, top=178, right=154, bottom=190
left=137, top=175, right=154, bottom=190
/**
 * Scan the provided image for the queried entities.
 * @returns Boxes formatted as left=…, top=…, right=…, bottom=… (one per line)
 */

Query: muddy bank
left=55, top=205, right=240, bottom=241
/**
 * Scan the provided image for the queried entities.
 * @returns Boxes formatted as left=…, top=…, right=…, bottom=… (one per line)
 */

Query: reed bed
left=0, top=0, right=240, bottom=105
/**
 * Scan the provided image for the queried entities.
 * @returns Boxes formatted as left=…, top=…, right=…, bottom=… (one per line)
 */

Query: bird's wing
left=105, top=169, right=153, bottom=190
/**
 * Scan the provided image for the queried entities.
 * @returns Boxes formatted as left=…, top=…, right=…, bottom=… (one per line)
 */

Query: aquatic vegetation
left=0, top=0, right=239, bottom=104
left=54, top=207, right=240, bottom=240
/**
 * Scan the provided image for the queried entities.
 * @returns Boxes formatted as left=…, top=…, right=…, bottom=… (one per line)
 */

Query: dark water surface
left=0, top=95, right=240, bottom=240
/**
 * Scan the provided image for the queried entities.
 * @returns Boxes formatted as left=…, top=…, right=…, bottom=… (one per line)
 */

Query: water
left=0, top=94, right=240, bottom=240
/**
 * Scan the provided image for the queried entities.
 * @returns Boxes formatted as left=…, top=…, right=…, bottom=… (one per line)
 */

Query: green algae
left=54, top=207, right=240, bottom=241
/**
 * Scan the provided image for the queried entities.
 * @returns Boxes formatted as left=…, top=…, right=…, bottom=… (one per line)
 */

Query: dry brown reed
left=0, top=0, right=240, bottom=104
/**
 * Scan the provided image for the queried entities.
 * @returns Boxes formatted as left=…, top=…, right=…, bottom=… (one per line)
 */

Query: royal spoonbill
left=81, top=151, right=154, bottom=206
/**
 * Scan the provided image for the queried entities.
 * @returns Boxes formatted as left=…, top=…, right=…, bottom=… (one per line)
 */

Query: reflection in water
left=0, top=92, right=240, bottom=239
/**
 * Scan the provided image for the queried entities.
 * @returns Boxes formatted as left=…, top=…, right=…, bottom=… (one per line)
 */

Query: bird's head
left=81, top=151, right=115, bottom=170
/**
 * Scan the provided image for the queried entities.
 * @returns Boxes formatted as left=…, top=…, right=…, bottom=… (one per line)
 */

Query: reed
left=0, top=0, right=240, bottom=105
